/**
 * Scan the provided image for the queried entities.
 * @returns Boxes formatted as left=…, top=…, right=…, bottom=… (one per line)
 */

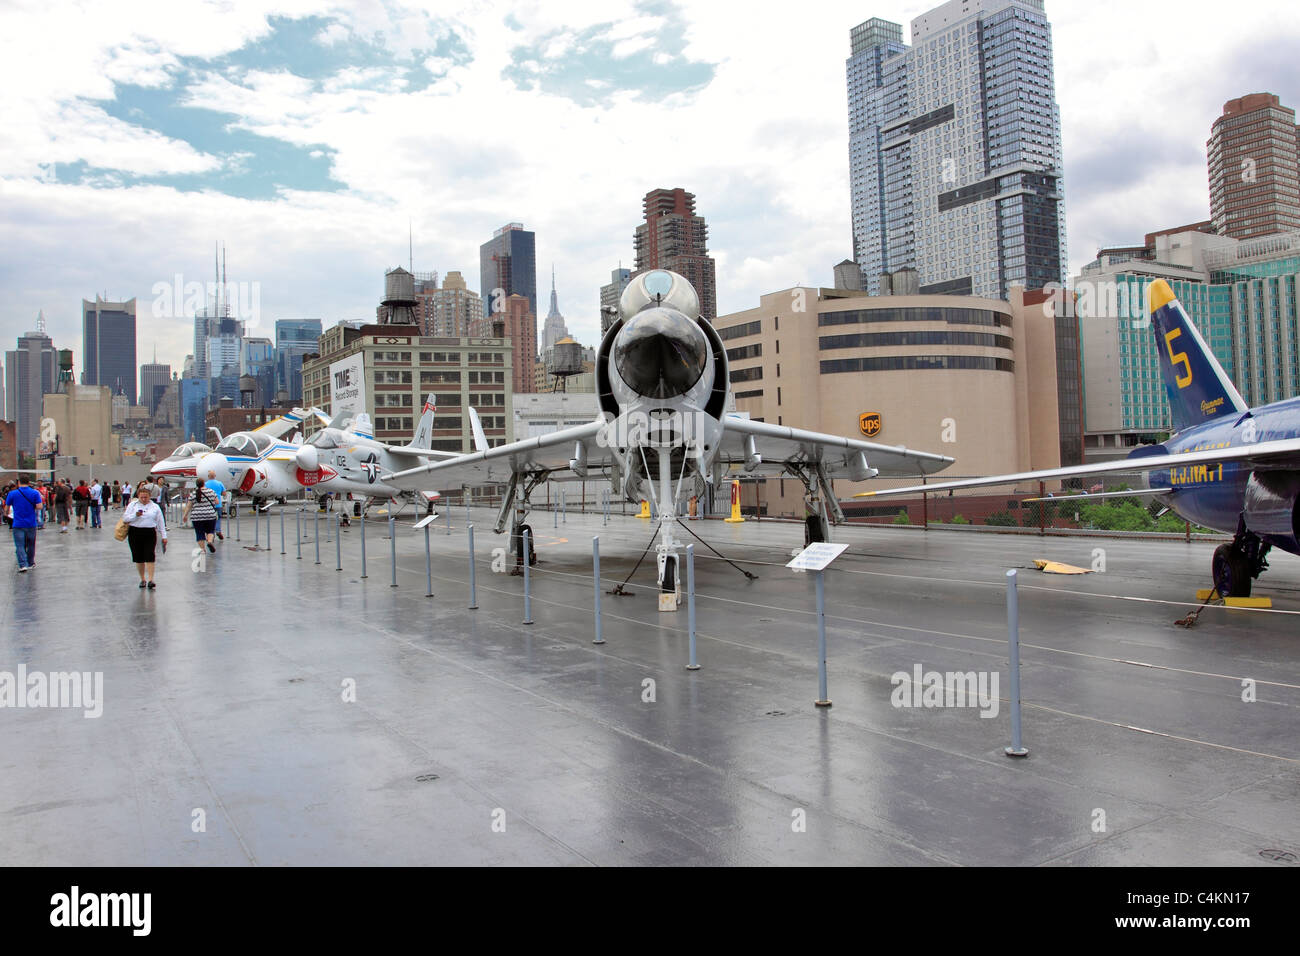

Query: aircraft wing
left=380, top=445, right=465, bottom=461
left=717, top=416, right=954, bottom=479
left=252, top=408, right=309, bottom=438
left=383, top=421, right=609, bottom=488
left=854, top=437, right=1300, bottom=499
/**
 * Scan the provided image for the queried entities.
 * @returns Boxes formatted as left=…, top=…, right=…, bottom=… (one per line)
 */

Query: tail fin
left=467, top=406, right=488, bottom=452
left=1149, top=279, right=1247, bottom=433
left=409, top=395, right=436, bottom=448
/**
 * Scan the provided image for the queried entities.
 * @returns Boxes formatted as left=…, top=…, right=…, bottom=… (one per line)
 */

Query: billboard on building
left=328, top=354, right=366, bottom=422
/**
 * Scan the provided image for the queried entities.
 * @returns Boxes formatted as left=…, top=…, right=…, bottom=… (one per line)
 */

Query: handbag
left=114, top=518, right=129, bottom=541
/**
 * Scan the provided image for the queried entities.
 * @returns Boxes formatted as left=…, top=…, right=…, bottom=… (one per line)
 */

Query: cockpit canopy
left=169, top=442, right=211, bottom=459
left=306, top=428, right=343, bottom=450
left=214, top=432, right=274, bottom=458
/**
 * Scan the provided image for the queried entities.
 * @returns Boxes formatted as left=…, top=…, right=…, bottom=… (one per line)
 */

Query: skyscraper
left=5, top=325, right=58, bottom=454
left=1208, top=93, right=1300, bottom=241
left=82, top=297, right=138, bottom=403
left=480, top=223, right=537, bottom=319
left=274, top=319, right=322, bottom=402
left=541, top=267, right=569, bottom=353
left=633, top=188, right=717, bottom=320
left=599, top=267, right=631, bottom=335
left=425, top=272, right=484, bottom=337
left=499, top=294, right=538, bottom=394
left=241, top=337, right=276, bottom=407
left=139, top=358, right=171, bottom=415
left=846, top=1, right=1066, bottom=298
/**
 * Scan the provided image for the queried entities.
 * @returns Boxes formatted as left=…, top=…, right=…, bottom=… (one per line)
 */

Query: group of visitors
left=6, top=469, right=228, bottom=587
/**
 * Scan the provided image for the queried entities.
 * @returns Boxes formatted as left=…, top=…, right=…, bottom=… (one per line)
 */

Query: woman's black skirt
left=127, top=525, right=157, bottom=563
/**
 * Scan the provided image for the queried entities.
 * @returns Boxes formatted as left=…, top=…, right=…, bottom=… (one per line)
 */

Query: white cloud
left=3, top=0, right=1300, bottom=378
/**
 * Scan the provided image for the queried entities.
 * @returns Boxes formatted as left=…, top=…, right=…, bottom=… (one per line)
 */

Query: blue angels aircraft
left=857, top=279, right=1300, bottom=597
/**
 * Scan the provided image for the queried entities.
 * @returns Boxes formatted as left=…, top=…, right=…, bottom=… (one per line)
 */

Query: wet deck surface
left=2, top=504, right=1298, bottom=866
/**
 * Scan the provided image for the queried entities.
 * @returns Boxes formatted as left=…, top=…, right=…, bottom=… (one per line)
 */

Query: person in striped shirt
left=183, top=478, right=220, bottom=553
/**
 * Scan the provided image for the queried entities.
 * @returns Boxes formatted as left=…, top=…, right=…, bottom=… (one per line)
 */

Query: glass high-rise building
left=5, top=328, right=58, bottom=454
left=82, top=297, right=138, bottom=404
left=846, top=0, right=1066, bottom=299
left=479, top=223, right=537, bottom=320
left=274, top=319, right=322, bottom=402
left=140, top=361, right=171, bottom=415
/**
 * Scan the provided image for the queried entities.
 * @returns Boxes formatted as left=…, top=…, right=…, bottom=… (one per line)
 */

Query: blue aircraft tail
left=1148, top=279, right=1247, bottom=433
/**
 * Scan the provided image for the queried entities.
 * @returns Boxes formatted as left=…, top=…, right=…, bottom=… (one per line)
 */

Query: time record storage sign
left=329, top=353, right=366, bottom=420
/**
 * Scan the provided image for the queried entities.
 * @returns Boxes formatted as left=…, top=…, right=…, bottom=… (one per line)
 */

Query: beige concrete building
left=714, top=286, right=1081, bottom=518
left=302, top=324, right=514, bottom=452
left=42, top=384, right=121, bottom=466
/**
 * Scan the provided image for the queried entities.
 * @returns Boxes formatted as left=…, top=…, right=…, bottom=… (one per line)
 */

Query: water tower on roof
left=548, top=336, right=584, bottom=392
left=381, top=266, right=418, bottom=325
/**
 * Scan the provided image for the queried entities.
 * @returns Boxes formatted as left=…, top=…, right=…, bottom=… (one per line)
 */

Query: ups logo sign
left=859, top=412, right=882, bottom=438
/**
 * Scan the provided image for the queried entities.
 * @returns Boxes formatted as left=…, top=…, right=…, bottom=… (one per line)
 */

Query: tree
left=892, top=509, right=910, bottom=525
left=950, top=514, right=970, bottom=524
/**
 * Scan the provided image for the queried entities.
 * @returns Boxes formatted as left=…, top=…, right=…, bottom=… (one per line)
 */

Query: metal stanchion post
left=562, top=490, right=566, bottom=524
left=1005, top=569, right=1028, bottom=757
left=235, top=505, right=241, bottom=541
left=467, top=524, right=478, bottom=609
left=686, top=544, right=699, bottom=670
left=522, top=529, right=533, bottom=624
left=445, top=504, right=450, bottom=536
left=553, top=501, right=557, bottom=528
left=255, top=506, right=260, bottom=548
left=313, top=509, right=320, bottom=565
left=360, top=514, right=367, bottom=578
left=280, top=507, right=285, bottom=555
left=265, top=507, right=271, bottom=550
left=296, top=508, right=302, bottom=560
left=424, top=525, right=433, bottom=597
left=465, top=495, right=470, bottom=526
left=335, top=513, right=342, bottom=571
left=814, top=570, right=831, bottom=707
left=592, top=537, right=604, bottom=645
left=389, top=515, right=398, bottom=587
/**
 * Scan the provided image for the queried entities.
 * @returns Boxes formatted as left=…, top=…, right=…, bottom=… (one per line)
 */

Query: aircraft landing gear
left=789, top=461, right=840, bottom=550
left=499, top=471, right=549, bottom=575
left=1212, top=516, right=1271, bottom=598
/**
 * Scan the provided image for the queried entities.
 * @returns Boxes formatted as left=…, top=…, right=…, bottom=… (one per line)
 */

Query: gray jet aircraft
left=383, top=269, right=954, bottom=602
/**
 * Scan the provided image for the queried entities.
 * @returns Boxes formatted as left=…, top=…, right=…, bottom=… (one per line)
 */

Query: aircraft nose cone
left=197, top=453, right=235, bottom=484
left=614, top=306, right=709, bottom=400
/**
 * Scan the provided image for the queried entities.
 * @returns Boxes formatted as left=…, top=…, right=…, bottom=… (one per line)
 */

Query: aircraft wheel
left=661, top=558, right=676, bottom=593
left=805, top=514, right=826, bottom=545
left=1212, top=544, right=1253, bottom=598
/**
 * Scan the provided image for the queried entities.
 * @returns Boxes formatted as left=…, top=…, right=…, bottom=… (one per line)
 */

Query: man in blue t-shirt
left=6, top=477, right=44, bottom=572
left=204, top=469, right=226, bottom=541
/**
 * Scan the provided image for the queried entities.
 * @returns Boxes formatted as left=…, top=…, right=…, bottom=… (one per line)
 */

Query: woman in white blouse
left=122, top=484, right=168, bottom=589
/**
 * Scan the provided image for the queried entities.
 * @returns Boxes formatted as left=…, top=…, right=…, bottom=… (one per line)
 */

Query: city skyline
left=3, top=0, right=1300, bottom=378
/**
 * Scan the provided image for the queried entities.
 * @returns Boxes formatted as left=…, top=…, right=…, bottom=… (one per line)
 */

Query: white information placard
left=786, top=542, right=849, bottom=572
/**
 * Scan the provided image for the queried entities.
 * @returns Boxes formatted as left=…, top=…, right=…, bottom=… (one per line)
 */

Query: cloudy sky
left=3, top=0, right=1299, bottom=378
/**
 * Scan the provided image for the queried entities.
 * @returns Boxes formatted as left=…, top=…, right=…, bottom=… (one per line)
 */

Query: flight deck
left=2, top=508, right=1297, bottom=866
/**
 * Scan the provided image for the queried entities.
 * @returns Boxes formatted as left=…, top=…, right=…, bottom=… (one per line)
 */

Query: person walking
left=122, top=481, right=133, bottom=507
left=112, top=480, right=121, bottom=508
left=53, top=479, right=72, bottom=534
left=6, top=476, right=44, bottom=572
left=205, top=469, right=227, bottom=541
left=89, top=478, right=103, bottom=528
left=184, top=478, right=220, bottom=553
left=122, top=484, right=167, bottom=589
left=73, top=479, right=90, bottom=529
